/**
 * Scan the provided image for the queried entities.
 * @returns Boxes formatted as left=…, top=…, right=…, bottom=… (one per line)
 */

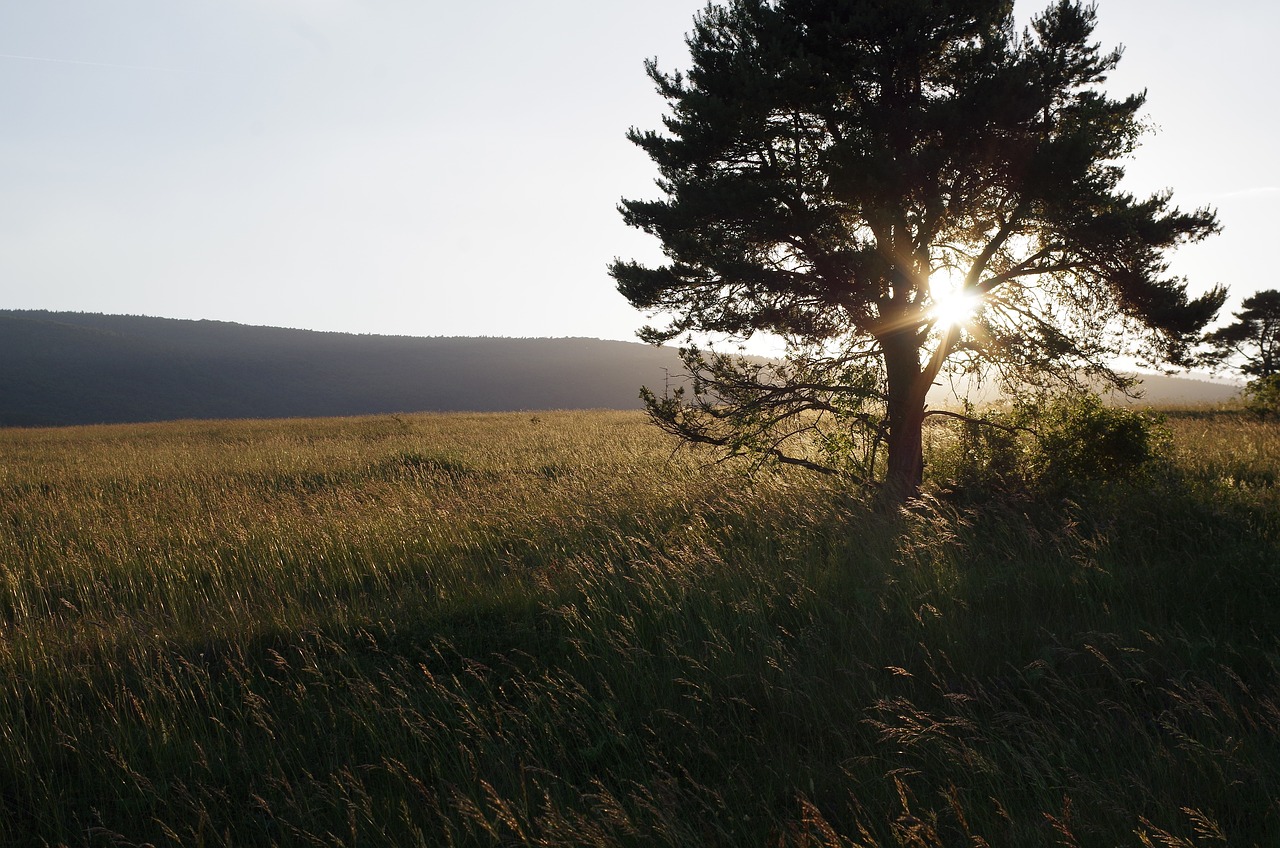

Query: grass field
left=1, top=408, right=1277, bottom=846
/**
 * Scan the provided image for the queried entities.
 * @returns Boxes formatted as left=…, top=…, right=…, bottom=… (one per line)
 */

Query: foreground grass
left=0, top=409, right=1277, bottom=846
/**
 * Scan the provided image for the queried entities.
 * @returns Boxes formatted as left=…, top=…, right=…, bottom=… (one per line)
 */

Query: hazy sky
left=2, top=1, right=1276, bottom=346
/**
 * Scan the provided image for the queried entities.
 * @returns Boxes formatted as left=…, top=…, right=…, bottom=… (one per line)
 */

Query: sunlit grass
left=0, top=408, right=1277, bottom=845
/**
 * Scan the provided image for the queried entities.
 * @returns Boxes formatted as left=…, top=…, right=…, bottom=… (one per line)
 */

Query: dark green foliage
left=1018, top=392, right=1164, bottom=488
left=1245, top=373, right=1280, bottom=417
left=1207, top=289, right=1280, bottom=379
left=934, top=392, right=1165, bottom=497
left=934, top=403, right=1025, bottom=494
left=613, top=0, right=1224, bottom=500
left=1207, top=290, right=1280, bottom=417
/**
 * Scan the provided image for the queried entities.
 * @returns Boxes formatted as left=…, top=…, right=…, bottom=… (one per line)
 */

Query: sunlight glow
left=928, top=270, right=981, bottom=330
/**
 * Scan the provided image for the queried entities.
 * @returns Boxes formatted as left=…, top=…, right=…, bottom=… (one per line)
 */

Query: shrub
left=1022, top=393, right=1165, bottom=490
left=934, top=393, right=1167, bottom=497
left=1244, top=374, right=1280, bottom=417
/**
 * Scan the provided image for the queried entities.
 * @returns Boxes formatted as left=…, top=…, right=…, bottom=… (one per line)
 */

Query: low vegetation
left=1, top=407, right=1277, bottom=846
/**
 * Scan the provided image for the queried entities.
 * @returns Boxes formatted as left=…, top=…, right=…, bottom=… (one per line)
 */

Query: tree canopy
left=611, top=0, right=1225, bottom=501
left=1207, top=289, right=1280, bottom=379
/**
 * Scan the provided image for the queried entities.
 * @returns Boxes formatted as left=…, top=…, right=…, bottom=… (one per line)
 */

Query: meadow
left=0, top=408, right=1277, bottom=846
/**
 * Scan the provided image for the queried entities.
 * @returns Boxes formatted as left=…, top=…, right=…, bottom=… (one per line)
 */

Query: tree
left=1207, top=289, right=1280, bottom=416
left=1206, top=289, right=1280, bottom=379
left=610, top=0, right=1225, bottom=503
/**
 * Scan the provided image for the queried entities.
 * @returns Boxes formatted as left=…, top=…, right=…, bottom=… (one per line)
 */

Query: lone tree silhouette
left=1207, top=289, right=1280, bottom=379
left=611, top=0, right=1224, bottom=503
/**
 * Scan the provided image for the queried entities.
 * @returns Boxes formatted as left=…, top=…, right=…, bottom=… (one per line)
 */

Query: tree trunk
left=881, top=330, right=928, bottom=506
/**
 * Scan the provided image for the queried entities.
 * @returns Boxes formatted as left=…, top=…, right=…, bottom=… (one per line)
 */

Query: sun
left=928, top=270, right=981, bottom=330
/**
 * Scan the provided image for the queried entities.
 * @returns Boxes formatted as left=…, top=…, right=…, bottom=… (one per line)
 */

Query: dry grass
left=0, top=408, right=1277, bottom=846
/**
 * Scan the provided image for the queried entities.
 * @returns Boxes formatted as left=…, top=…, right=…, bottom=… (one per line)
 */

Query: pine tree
left=1208, top=289, right=1280, bottom=379
left=611, top=0, right=1224, bottom=502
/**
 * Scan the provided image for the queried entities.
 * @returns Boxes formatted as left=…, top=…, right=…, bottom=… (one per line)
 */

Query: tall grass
left=0, top=409, right=1276, bottom=846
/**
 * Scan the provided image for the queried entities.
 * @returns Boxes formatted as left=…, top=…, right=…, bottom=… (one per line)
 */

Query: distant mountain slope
left=0, top=311, right=691, bottom=426
left=1105, top=371, right=1243, bottom=407
left=931, top=369, right=1243, bottom=410
left=0, top=310, right=1242, bottom=427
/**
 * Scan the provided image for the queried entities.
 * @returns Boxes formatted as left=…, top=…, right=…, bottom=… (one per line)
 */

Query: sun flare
left=929, top=272, right=981, bottom=330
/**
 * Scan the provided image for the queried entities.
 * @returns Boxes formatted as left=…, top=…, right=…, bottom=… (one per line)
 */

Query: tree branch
left=923, top=408, right=1030, bottom=433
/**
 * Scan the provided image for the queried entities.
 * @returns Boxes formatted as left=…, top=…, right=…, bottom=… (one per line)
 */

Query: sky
left=1, top=1, right=1276, bottom=348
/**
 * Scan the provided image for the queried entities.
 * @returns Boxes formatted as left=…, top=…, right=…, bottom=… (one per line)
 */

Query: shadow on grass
left=5, top=472, right=1280, bottom=846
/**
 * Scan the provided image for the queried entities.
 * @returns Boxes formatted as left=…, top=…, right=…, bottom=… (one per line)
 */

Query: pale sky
left=1, top=1, right=1275, bottom=346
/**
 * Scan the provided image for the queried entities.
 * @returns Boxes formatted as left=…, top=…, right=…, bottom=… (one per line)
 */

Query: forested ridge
left=0, top=311, right=688, bottom=426
left=0, top=310, right=1240, bottom=427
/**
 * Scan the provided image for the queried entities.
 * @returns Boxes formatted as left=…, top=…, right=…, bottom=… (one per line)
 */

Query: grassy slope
left=0, top=410, right=1277, bottom=846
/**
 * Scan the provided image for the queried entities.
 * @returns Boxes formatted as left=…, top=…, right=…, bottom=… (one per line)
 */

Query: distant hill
left=0, top=311, right=692, bottom=427
left=0, top=310, right=1242, bottom=427
left=930, top=369, right=1243, bottom=410
left=1101, top=371, right=1243, bottom=408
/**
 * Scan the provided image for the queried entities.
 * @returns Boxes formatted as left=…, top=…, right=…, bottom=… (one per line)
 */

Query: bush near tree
left=940, top=392, right=1167, bottom=498
left=1245, top=374, right=1280, bottom=417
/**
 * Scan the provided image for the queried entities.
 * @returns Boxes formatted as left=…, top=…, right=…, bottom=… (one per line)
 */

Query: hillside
left=0, top=310, right=1242, bottom=427
left=0, top=311, right=693, bottom=426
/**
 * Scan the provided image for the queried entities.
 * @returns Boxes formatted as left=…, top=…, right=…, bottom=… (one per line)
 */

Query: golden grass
left=1, top=408, right=1277, bottom=846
